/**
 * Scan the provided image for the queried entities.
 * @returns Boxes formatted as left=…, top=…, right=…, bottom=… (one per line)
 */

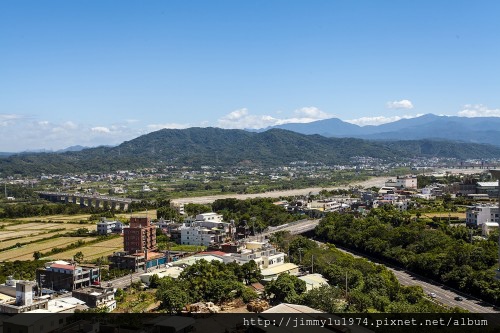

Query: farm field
left=0, top=233, right=64, bottom=249
left=46, top=236, right=124, bottom=261
left=0, top=237, right=96, bottom=261
left=0, top=222, right=89, bottom=241
left=422, top=212, right=466, bottom=218
left=16, top=214, right=94, bottom=223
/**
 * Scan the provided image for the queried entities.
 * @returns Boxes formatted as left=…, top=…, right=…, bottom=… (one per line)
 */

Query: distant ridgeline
left=1, top=127, right=500, bottom=176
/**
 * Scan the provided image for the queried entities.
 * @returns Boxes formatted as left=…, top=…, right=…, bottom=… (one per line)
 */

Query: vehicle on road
left=455, top=296, right=464, bottom=301
left=428, top=292, right=437, bottom=298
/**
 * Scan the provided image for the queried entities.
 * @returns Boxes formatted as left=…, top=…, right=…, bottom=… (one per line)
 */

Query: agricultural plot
left=0, top=222, right=90, bottom=242
left=0, top=237, right=95, bottom=261
left=47, top=237, right=124, bottom=261
left=0, top=233, right=64, bottom=250
left=17, top=214, right=94, bottom=223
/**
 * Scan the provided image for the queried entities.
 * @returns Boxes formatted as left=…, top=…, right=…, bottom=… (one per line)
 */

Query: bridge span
left=37, top=191, right=140, bottom=211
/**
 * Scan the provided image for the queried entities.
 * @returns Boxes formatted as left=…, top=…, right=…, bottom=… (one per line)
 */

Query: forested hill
left=1, top=127, right=500, bottom=176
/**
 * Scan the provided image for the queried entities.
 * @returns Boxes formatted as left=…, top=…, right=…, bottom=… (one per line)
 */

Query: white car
left=428, top=292, right=437, bottom=298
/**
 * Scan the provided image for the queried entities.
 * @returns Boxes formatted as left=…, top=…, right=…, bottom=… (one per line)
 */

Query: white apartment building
left=466, top=204, right=500, bottom=227
left=96, top=219, right=126, bottom=235
left=222, top=241, right=286, bottom=269
left=396, top=175, right=418, bottom=189
left=180, top=224, right=219, bottom=246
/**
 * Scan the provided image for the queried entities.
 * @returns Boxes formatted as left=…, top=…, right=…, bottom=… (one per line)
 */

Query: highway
left=331, top=245, right=499, bottom=314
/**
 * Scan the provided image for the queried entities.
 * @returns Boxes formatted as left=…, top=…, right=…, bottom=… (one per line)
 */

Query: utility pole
left=311, top=254, right=314, bottom=274
left=130, top=270, right=133, bottom=293
left=345, top=271, right=348, bottom=299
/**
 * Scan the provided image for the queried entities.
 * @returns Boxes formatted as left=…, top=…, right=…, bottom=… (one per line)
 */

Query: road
left=107, top=271, right=145, bottom=289
left=171, top=168, right=484, bottom=205
left=332, top=245, right=499, bottom=313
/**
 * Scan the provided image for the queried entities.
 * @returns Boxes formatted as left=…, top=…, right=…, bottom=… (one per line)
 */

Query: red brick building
left=124, top=217, right=157, bottom=253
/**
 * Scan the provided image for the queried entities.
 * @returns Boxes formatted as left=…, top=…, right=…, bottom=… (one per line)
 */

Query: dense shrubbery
left=316, top=207, right=500, bottom=304
left=155, top=259, right=261, bottom=313
left=268, top=235, right=454, bottom=313
left=212, top=197, right=303, bottom=229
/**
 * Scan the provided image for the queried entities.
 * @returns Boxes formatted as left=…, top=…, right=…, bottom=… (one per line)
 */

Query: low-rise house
left=96, top=218, right=126, bottom=235
left=260, top=263, right=300, bottom=282
left=72, top=287, right=116, bottom=312
left=298, top=273, right=328, bottom=291
left=0, top=281, right=49, bottom=314
left=36, top=261, right=100, bottom=292
left=466, top=204, right=500, bottom=227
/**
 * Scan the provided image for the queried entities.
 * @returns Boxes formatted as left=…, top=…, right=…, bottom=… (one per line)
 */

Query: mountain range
left=1, top=127, right=500, bottom=176
left=269, top=114, right=500, bottom=146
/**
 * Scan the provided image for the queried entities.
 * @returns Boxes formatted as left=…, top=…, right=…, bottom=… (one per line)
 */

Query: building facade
left=466, top=204, right=500, bottom=227
left=124, top=217, right=157, bottom=253
left=36, top=262, right=100, bottom=292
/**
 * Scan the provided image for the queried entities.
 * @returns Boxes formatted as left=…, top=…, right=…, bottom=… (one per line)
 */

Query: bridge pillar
left=111, top=202, right=117, bottom=211
left=94, top=200, right=100, bottom=209
left=72, top=196, right=77, bottom=204
left=103, top=201, right=110, bottom=210
left=80, top=197, right=85, bottom=207
left=65, top=196, right=69, bottom=204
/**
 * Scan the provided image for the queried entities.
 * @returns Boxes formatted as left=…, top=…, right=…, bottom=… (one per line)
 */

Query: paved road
left=332, top=245, right=499, bottom=313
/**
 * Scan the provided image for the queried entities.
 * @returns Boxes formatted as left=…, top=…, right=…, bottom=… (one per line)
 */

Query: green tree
left=73, top=251, right=84, bottom=263
left=33, top=251, right=42, bottom=260
left=241, top=260, right=263, bottom=285
left=155, top=277, right=191, bottom=314
left=265, top=273, right=306, bottom=304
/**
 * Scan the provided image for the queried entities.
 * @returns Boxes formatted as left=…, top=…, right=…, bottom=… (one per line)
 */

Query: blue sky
left=1, top=1, right=499, bottom=151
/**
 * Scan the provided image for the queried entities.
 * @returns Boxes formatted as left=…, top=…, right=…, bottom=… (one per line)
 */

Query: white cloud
left=147, top=123, right=190, bottom=131
left=91, top=126, right=111, bottom=134
left=386, top=99, right=414, bottom=109
left=63, top=121, right=78, bottom=130
left=0, top=114, right=23, bottom=126
left=346, top=114, right=423, bottom=126
left=38, top=121, right=50, bottom=126
left=293, top=106, right=331, bottom=120
left=217, top=106, right=333, bottom=129
left=458, top=104, right=500, bottom=117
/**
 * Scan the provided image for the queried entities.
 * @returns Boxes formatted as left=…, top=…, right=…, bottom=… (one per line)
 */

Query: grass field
left=0, top=222, right=90, bottom=241
left=46, top=237, right=124, bottom=261
left=0, top=237, right=96, bottom=261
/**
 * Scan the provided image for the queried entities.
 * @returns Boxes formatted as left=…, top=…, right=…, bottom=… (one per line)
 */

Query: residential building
left=222, top=241, right=286, bottom=269
left=0, top=281, right=49, bottom=313
left=124, top=216, right=157, bottom=253
left=476, top=182, right=500, bottom=198
left=36, top=261, right=100, bottom=292
left=260, top=263, right=300, bottom=282
left=396, top=175, right=418, bottom=189
left=466, top=204, right=500, bottom=227
left=298, top=273, right=329, bottom=291
left=96, top=218, right=126, bottom=235
left=108, top=251, right=146, bottom=272
left=180, top=218, right=232, bottom=246
left=72, top=287, right=116, bottom=312
left=482, top=222, right=499, bottom=237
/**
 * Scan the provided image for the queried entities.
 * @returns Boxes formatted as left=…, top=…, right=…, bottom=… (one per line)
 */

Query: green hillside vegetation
left=1, top=128, right=500, bottom=176
left=316, top=207, right=500, bottom=305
